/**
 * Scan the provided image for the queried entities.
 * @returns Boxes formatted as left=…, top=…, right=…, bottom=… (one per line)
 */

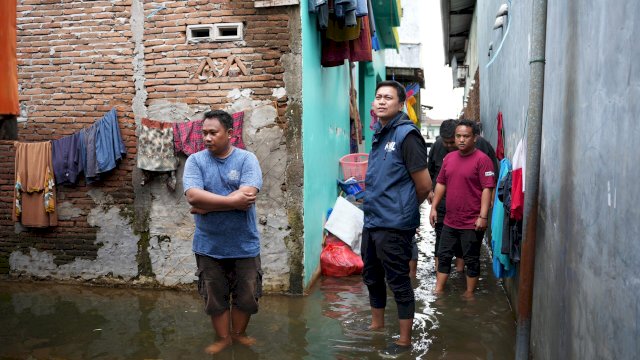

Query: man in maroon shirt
left=428, top=120, right=496, bottom=298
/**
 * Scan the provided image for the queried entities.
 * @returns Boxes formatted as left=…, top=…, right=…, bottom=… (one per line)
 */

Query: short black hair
left=203, top=110, right=233, bottom=131
left=375, top=80, right=407, bottom=102
left=457, top=119, right=480, bottom=135
left=440, top=119, right=459, bottom=139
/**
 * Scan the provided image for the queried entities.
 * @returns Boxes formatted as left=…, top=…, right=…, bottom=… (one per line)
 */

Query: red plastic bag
left=321, top=234, right=363, bottom=277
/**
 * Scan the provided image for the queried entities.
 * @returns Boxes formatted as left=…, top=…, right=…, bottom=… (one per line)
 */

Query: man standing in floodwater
left=429, top=119, right=495, bottom=298
left=427, top=119, right=499, bottom=272
left=362, top=80, right=432, bottom=356
left=183, top=110, right=263, bottom=355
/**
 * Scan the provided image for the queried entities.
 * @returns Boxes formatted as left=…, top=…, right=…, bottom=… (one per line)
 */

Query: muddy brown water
left=0, top=205, right=515, bottom=359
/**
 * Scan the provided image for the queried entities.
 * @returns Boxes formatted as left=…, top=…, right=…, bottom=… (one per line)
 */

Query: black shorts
left=437, top=226, right=484, bottom=277
left=434, top=221, right=463, bottom=258
left=195, top=254, right=263, bottom=316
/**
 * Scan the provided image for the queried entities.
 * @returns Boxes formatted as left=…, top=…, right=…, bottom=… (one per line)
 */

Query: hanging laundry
left=498, top=168, right=513, bottom=255
left=355, top=0, right=368, bottom=16
left=369, top=108, right=377, bottom=130
left=80, top=123, right=101, bottom=184
left=137, top=118, right=179, bottom=172
left=367, top=0, right=380, bottom=51
left=334, top=0, right=358, bottom=27
left=321, top=16, right=373, bottom=67
left=510, top=138, right=526, bottom=220
left=491, top=159, right=515, bottom=278
left=13, top=141, right=57, bottom=227
left=95, top=108, right=127, bottom=174
left=496, top=112, right=505, bottom=160
left=326, top=17, right=362, bottom=42
left=230, top=111, right=246, bottom=149
left=497, top=159, right=522, bottom=263
left=308, top=0, right=329, bottom=30
left=173, top=119, right=204, bottom=156
left=51, top=132, right=84, bottom=185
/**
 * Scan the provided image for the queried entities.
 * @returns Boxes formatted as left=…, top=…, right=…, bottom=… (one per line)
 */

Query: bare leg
left=455, top=257, right=465, bottom=272
left=231, top=307, right=256, bottom=346
left=434, top=257, right=439, bottom=272
left=204, top=311, right=232, bottom=354
left=435, top=272, right=449, bottom=294
left=409, top=260, right=417, bottom=278
left=463, top=275, right=478, bottom=299
left=396, top=318, right=413, bottom=346
left=370, top=307, right=385, bottom=330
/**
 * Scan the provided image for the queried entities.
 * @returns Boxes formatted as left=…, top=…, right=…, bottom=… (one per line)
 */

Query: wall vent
left=213, top=23, right=243, bottom=42
left=187, top=25, right=214, bottom=43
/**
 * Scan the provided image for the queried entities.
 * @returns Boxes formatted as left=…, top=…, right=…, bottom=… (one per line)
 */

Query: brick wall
left=0, top=0, right=291, bottom=277
left=143, top=0, right=290, bottom=109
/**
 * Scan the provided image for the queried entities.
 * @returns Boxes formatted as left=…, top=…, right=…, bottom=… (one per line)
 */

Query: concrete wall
left=1, top=0, right=299, bottom=293
left=476, top=0, right=640, bottom=358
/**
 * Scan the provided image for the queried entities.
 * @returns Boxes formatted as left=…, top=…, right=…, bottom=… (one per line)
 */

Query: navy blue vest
left=363, top=112, right=421, bottom=230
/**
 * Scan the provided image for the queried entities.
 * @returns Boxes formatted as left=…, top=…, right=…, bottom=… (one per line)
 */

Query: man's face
left=454, top=125, right=477, bottom=153
left=373, top=86, right=404, bottom=121
left=442, top=137, right=457, bottom=152
left=202, top=118, right=231, bottom=156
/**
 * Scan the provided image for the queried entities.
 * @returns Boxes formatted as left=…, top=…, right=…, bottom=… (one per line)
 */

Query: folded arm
left=186, top=185, right=258, bottom=213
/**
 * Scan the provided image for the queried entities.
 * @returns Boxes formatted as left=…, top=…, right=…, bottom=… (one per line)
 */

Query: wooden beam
left=254, top=0, right=299, bottom=7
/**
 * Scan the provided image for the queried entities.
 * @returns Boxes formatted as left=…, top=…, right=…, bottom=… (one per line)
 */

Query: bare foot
left=232, top=333, right=256, bottom=347
left=204, top=336, right=232, bottom=355
left=368, top=324, right=384, bottom=331
left=462, top=291, right=475, bottom=300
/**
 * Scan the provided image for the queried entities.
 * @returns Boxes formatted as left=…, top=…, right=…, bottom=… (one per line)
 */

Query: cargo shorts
left=195, top=254, right=263, bottom=316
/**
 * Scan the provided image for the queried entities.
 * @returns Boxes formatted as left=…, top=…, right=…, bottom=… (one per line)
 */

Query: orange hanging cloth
left=0, top=0, right=19, bottom=115
left=13, top=142, right=58, bottom=227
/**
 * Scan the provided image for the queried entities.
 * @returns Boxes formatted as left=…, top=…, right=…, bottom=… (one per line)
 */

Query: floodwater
left=0, top=205, right=515, bottom=359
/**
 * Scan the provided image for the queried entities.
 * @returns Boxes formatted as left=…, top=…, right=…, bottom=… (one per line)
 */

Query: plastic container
left=339, top=153, right=368, bottom=188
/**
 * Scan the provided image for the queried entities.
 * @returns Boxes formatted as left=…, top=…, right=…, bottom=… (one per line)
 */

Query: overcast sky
left=400, top=0, right=464, bottom=120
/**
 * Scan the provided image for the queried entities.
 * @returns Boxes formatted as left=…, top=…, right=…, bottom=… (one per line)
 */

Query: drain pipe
left=515, top=0, right=548, bottom=358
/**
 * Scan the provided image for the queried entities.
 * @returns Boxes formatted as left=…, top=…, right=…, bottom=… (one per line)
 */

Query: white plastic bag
left=324, top=197, right=364, bottom=256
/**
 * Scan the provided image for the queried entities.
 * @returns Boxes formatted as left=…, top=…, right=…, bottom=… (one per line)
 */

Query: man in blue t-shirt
left=183, top=110, right=263, bottom=355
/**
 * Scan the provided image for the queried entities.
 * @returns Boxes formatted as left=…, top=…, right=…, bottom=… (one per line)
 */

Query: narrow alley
left=0, top=204, right=515, bottom=359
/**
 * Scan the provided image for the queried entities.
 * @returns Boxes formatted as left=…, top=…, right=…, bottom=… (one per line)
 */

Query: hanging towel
left=173, top=119, right=204, bottom=156
left=496, top=112, right=505, bottom=160
left=491, top=159, right=515, bottom=278
left=137, top=118, right=179, bottom=172
left=230, top=111, right=246, bottom=149
left=95, top=108, right=127, bottom=174
left=13, top=141, right=57, bottom=227
left=51, top=132, right=84, bottom=185
left=511, top=138, right=526, bottom=220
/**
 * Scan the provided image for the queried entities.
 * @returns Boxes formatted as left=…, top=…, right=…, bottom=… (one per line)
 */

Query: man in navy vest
left=362, top=80, right=432, bottom=355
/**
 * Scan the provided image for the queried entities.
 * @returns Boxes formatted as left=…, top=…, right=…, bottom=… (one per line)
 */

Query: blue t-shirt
left=183, top=147, right=263, bottom=258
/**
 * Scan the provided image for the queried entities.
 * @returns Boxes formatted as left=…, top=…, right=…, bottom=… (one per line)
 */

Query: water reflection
left=0, top=205, right=514, bottom=359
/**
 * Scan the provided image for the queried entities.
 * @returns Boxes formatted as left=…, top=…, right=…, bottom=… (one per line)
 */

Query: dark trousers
left=437, top=226, right=484, bottom=277
left=361, top=227, right=415, bottom=319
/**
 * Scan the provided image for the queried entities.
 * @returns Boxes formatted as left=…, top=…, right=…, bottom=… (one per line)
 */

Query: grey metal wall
left=477, top=0, right=640, bottom=358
